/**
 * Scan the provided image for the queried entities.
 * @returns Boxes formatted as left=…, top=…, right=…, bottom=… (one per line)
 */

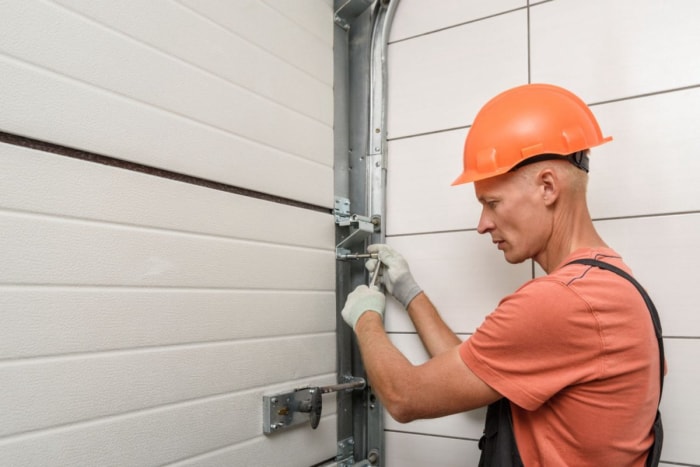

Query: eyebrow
left=477, top=195, right=497, bottom=205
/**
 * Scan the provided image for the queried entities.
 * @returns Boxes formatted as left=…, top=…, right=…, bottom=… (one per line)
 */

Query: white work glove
left=341, top=285, right=386, bottom=330
left=365, top=244, right=422, bottom=308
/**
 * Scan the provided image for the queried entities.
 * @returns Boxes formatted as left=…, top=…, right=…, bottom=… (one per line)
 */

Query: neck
left=535, top=199, right=607, bottom=274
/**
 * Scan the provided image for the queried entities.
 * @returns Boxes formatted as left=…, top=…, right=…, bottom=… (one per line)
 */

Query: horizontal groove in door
left=0, top=130, right=331, bottom=214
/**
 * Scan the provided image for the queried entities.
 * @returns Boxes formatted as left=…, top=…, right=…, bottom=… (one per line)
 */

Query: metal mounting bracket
left=263, top=377, right=366, bottom=435
left=334, top=0, right=375, bottom=31
left=331, top=437, right=379, bottom=467
left=335, top=197, right=380, bottom=258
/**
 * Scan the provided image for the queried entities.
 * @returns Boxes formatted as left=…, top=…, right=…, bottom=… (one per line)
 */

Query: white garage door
left=0, top=1, right=338, bottom=465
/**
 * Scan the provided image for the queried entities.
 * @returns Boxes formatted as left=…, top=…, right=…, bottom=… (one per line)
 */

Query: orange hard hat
left=452, top=83, right=612, bottom=185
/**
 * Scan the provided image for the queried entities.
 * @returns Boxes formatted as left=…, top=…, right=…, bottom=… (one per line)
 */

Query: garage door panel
left=0, top=335, right=335, bottom=437
left=0, top=0, right=333, bottom=206
left=0, top=289, right=335, bottom=360
left=0, top=377, right=337, bottom=467
left=0, top=58, right=333, bottom=207
left=180, top=0, right=333, bottom=86
left=0, top=1, right=331, bottom=166
left=1, top=143, right=333, bottom=250
left=0, top=210, right=333, bottom=290
left=52, top=0, right=333, bottom=125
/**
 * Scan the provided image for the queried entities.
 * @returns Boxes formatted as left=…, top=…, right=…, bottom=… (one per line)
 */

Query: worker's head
left=474, top=157, right=589, bottom=264
left=456, top=84, right=611, bottom=264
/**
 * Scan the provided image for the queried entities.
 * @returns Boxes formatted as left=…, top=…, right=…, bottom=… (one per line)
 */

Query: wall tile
left=594, top=214, right=700, bottom=338
left=390, top=0, right=526, bottom=42
left=658, top=339, right=700, bottom=465
left=587, top=88, right=700, bottom=219
left=386, top=128, right=481, bottom=236
left=385, top=431, right=481, bottom=466
left=531, top=0, right=700, bottom=102
left=387, top=10, right=528, bottom=139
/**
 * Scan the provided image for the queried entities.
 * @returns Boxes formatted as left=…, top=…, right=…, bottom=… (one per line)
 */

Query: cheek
left=513, top=205, right=550, bottom=239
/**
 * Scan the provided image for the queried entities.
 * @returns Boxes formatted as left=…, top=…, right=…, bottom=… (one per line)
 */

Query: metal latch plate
left=263, top=387, right=317, bottom=434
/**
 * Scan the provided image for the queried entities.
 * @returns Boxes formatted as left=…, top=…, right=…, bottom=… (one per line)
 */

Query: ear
left=538, top=168, right=560, bottom=207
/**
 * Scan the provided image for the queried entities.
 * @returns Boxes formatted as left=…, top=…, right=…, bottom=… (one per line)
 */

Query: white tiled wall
left=385, top=1, right=700, bottom=465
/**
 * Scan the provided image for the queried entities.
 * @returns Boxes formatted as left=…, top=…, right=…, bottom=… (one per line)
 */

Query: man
left=341, top=84, right=661, bottom=466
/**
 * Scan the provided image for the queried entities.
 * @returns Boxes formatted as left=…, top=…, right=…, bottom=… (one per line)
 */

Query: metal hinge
left=331, top=437, right=379, bottom=467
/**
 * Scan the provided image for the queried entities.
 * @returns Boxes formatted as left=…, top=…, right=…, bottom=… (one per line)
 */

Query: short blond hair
left=514, top=154, right=589, bottom=195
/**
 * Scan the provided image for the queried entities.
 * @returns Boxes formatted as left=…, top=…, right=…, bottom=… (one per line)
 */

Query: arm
left=354, top=311, right=501, bottom=423
left=366, top=244, right=460, bottom=356
left=406, top=292, right=461, bottom=357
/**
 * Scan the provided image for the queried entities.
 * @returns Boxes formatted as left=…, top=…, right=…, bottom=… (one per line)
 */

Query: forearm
left=407, top=292, right=461, bottom=356
left=353, top=310, right=499, bottom=422
left=354, top=311, right=416, bottom=422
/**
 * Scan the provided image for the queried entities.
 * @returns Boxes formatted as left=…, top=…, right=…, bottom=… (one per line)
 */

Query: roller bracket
left=335, top=197, right=380, bottom=258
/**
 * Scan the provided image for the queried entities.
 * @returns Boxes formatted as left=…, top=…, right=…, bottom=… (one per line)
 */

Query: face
left=474, top=171, right=552, bottom=264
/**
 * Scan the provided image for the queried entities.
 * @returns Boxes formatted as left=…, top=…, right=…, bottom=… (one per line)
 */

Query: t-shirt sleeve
left=460, top=279, right=604, bottom=411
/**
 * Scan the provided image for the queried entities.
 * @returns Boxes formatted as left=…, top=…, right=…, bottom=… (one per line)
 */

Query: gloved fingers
left=365, top=258, right=379, bottom=273
left=366, top=244, right=387, bottom=254
left=367, top=244, right=401, bottom=268
left=341, top=284, right=386, bottom=330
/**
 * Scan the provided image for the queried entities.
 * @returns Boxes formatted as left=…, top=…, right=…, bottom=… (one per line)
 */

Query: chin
left=503, top=252, right=529, bottom=265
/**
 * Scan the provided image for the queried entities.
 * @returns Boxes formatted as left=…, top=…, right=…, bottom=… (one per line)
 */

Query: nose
left=477, top=207, right=495, bottom=235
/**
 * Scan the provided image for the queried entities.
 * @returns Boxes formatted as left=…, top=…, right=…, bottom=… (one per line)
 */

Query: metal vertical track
left=365, top=2, right=398, bottom=466
left=334, top=0, right=398, bottom=465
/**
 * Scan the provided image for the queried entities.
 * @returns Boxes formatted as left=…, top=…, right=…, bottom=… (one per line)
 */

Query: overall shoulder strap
left=566, top=258, right=665, bottom=398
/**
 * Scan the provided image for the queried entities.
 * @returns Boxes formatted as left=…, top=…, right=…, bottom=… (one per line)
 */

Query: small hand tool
left=369, top=259, right=383, bottom=288
left=336, top=252, right=378, bottom=261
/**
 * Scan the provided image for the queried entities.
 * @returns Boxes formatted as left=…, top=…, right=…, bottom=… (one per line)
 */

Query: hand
left=341, top=285, right=386, bottom=330
left=365, top=244, right=422, bottom=308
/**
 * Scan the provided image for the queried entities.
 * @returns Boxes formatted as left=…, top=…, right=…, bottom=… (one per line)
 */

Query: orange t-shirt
left=460, top=248, right=660, bottom=466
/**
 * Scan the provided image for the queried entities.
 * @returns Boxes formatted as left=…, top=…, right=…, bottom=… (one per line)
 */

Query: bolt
left=271, top=421, right=284, bottom=431
left=368, top=449, right=380, bottom=465
left=271, top=397, right=278, bottom=405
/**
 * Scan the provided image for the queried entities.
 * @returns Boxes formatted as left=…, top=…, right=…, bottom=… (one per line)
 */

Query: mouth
left=493, top=239, right=505, bottom=250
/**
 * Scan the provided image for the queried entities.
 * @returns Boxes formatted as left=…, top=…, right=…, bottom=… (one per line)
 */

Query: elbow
left=383, top=391, right=419, bottom=424
left=388, top=406, right=417, bottom=424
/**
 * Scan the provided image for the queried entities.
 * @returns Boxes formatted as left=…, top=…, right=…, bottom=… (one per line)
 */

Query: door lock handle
left=263, top=377, right=366, bottom=433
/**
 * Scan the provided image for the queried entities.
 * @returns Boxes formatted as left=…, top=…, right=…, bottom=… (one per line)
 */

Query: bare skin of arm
left=354, top=308, right=501, bottom=423
left=406, top=292, right=461, bottom=357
